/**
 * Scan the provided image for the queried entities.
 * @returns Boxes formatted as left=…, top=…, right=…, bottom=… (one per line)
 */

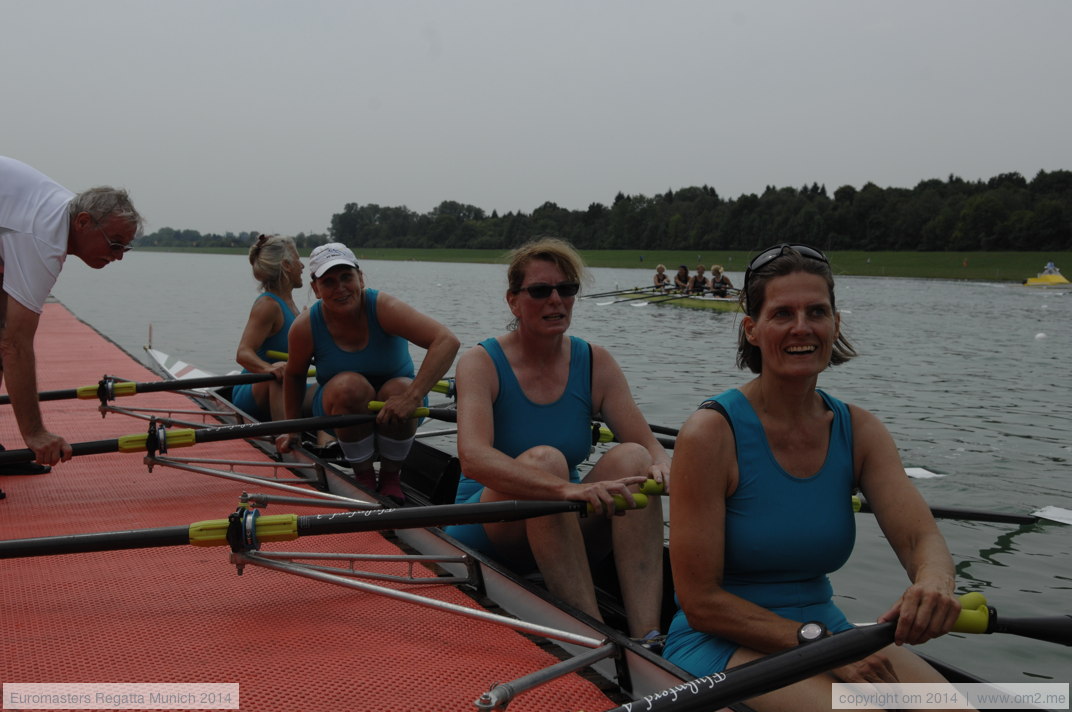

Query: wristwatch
left=796, top=621, right=828, bottom=645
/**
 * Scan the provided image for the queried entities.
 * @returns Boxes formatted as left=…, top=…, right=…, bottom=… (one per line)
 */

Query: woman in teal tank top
left=665, top=245, right=967, bottom=712
left=275, top=243, right=459, bottom=502
left=450, top=237, right=672, bottom=644
left=232, top=235, right=311, bottom=421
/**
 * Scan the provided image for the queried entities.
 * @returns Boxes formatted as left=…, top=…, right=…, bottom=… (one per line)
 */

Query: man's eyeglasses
left=742, top=243, right=828, bottom=294
left=514, top=282, right=581, bottom=299
left=94, top=220, right=133, bottom=254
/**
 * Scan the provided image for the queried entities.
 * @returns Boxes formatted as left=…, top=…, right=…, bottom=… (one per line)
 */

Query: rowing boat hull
left=1023, top=273, right=1070, bottom=286
left=602, top=288, right=742, bottom=312
left=142, top=348, right=700, bottom=708
left=143, top=348, right=990, bottom=702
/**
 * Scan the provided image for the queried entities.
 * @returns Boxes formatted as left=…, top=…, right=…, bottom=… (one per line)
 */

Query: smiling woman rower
left=275, top=243, right=459, bottom=501
left=664, top=244, right=970, bottom=711
left=448, top=237, right=670, bottom=645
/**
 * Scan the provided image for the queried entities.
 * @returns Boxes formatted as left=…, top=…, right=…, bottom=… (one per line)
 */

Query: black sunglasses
left=514, top=282, right=581, bottom=299
left=742, top=243, right=828, bottom=294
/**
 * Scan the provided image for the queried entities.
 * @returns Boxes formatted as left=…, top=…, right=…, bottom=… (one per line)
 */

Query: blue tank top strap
left=254, top=292, right=297, bottom=362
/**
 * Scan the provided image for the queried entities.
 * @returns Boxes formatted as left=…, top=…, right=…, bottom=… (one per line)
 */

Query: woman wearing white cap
left=275, top=243, right=460, bottom=501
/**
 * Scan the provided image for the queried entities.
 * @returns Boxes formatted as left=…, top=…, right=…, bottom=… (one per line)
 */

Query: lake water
left=51, top=251, right=1071, bottom=684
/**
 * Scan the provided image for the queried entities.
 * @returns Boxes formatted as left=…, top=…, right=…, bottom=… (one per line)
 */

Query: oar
left=955, top=592, right=1072, bottom=646
left=853, top=495, right=1071, bottom=526
left=605, top=622, right=897, bottom=712
left=582, top=286, right=649, bottom=300
left=0, top=499, right=587, bottom=559
left=596, top=291, right=666, bottom=306
left=0, top=413, right=397, bottom=465
left=266, top=351, right=455, bottom=396
left=594, top=425, right=675, bottom=450
left=630, top=292, right=704, bottom=307
left=607, top=596, right=1072, bottom=712
left=0, top=372, right=287, bottom=405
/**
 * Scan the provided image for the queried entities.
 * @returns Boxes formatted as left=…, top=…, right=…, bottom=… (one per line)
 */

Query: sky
left=5, top=0, right=1072, bottom=237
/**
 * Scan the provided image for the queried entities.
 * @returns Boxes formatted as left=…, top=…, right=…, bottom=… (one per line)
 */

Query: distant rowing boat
left=1023, top=272, right=1069, bottom=287
left=592, top=287, right=742, bottom=312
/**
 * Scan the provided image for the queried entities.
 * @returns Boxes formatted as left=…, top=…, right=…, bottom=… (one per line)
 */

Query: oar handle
left=368, top=401, right=457, bottom=423
left=266, top=351, right=453, bottom=395
left=0, top=439, right=121, bottom=465
left=953, top=592, right=1072, bottom=646
left=595, top=425, right=675, bottom=450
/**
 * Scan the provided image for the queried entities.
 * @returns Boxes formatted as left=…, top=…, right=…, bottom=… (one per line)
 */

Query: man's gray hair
left=69, top=187, right=145, bottom=236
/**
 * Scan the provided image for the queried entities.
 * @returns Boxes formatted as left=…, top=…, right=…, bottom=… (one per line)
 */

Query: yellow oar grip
left=188, top=513, right=299, bottom=547
left=952, top=592, right=991, bottom=634
left=116, top=428, right=198, bottom=453
left=76, top=381, right=139, bottom=399
left=587, top=492, right=649, bottom=514
left=640, top=479, right=665, bottom=496
left=368, top=400, right=429, bottom=419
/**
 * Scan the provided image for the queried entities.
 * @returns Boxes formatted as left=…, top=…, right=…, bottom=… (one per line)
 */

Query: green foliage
left=140, top=169, right=1072, bottom=255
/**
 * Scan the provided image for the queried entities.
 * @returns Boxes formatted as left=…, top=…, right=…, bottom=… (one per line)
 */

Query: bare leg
left=320, top=372, right=376, bottom=487
left=582, top=442, right=664, bottom=637
left=482, top=446, right=603, bottom=621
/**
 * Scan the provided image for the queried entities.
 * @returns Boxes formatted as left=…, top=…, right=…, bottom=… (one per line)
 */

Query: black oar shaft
left=0, top=525, right=193, bottom=558
left=607, top=623, right=895, bottom=712
left=0, top=373, right=276, bottom=406
left=856, top=499, right=1040, bottom=526
left=191, top=413, right=377, bottom=444
left=296, top=500, right=585, bottom=537
left=0, top=500, right=587, bottom=559
left=992, top=615, right=1072, bottom=646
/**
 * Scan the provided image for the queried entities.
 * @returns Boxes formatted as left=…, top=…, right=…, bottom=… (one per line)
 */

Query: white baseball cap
left=308, top=242, right=359, bottom=278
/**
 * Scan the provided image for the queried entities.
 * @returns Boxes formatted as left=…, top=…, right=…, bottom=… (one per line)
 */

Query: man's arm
left=0, top=298, right=72, bottom=465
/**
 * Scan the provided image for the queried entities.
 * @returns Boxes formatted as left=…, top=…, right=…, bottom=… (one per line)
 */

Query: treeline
left=138, top=228, right=329, bottom=249
left=141, top=170, right=1072, bottom=252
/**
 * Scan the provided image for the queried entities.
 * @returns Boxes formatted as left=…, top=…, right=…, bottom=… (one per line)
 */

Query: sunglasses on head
left=514, top=282, right=581, bottom=299
left=742, top=243, right=829, bottom=294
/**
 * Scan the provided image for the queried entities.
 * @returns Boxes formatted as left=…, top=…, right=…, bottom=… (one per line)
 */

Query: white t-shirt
left=0, top=156, right=73, bottom=314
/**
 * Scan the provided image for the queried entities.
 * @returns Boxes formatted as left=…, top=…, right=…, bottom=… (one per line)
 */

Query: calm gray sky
left=5, top=0, right=1070, bottom=236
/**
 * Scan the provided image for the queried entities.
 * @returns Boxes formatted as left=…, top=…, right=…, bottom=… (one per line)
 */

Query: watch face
left=799, top=622, right=825, bottom=642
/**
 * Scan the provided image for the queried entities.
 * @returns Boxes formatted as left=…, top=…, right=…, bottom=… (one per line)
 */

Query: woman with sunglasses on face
left=448, top=237, right=670, bottom=646
left=664, top=244, right=967, bottom=711
left=275, top=243, right=459, bottom=502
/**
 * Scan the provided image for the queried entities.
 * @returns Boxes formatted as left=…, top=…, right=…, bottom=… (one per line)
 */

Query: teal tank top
left=716, top=387, right=856, bottom=607
left=454, top=336, right=593, bottom=502
left=309, top=289, right=414, bottom=388
left=254, top=293, right=296, bottom=363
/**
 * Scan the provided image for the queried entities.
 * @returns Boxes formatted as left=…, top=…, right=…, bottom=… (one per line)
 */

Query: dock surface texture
left=0, top=302, right=612, bottom=711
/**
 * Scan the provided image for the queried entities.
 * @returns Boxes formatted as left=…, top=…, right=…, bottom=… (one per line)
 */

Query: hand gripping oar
left=954, top=592, right=1072, bottom=646
left=0, top=499, right=587, bottom=559
left=602, top=594, right=1072, bottom=712
left=603, top=622, right=897, bottom=712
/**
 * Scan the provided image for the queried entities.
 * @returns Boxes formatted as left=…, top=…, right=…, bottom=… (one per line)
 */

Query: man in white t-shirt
left=0, top=156, right=143, bottom=494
